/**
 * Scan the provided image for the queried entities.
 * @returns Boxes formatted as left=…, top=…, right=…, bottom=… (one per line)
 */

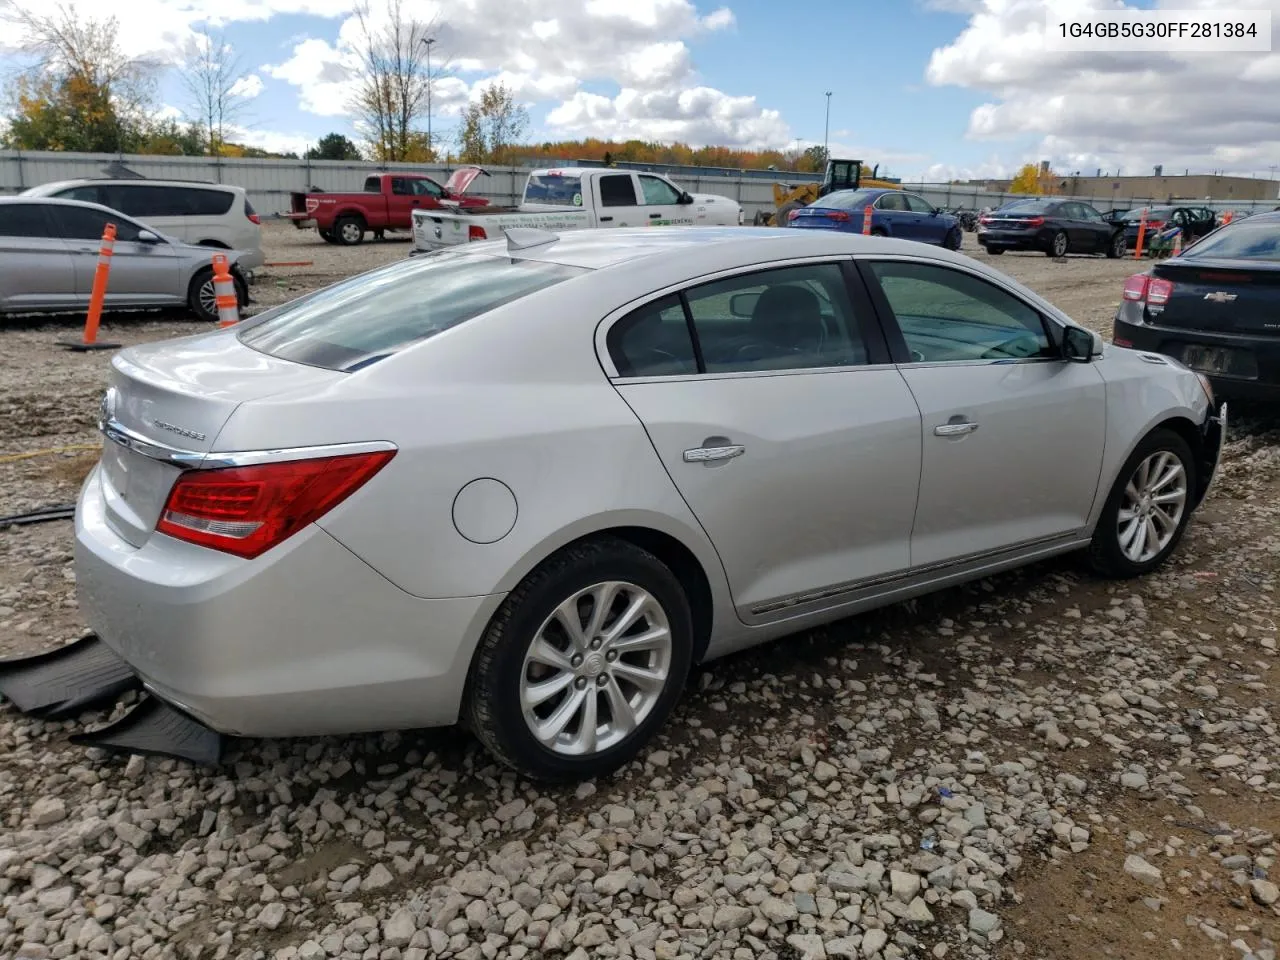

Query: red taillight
left=787, top=209, right=801, bottom=221
left=1113, top=337, right=1133, bottom=347
left=156, top=451, right=395, bottom=559
left=824, top=211, right=850, bottom=222
left=1147, top=277, right=1174, bottom=305
left=1145, top=220, right=1165, bottom=231
left=247, top=213, right=261, bottom=225
left=1122, top=274, right=1149, bottom=301
left=978, top=215, right=992, bottom=224
left=1025, top=216, right=1045, bottom=228
left=468, top=225, right=487, bottom=241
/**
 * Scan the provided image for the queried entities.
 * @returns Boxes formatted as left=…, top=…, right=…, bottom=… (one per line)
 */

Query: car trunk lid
left=100, top=331, right=344, bottom=546
left=444, top=166, right=486, bottom=196
left=1147, top=258, right=1280, bottom=335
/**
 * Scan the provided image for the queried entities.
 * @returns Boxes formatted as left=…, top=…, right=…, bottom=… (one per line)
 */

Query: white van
left=21, top=179, right=264, bottom=269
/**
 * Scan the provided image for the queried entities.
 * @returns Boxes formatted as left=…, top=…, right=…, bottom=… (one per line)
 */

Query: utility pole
left=824, top=91, right=832, bottom=161
left=421, top=36, right=437, bottom=159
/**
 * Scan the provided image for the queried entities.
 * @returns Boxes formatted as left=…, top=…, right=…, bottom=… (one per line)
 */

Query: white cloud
left=547, top=86, right=788, bottom=148
left=230, top=125, right=313, bottom=157
left=926, top=0, right=1280, bottom=176
left=229, top=73, right=264, bottom=100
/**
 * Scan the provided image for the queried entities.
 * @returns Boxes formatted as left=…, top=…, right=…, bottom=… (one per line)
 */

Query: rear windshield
left=1182, top=219, right=1280, bottom=262
left=997, top=199, right=1054, bottom=214
left=524, top=174, right=583, bottom=206
left=238, top=252, right=587, bottom=371
left=816, top=189, right=878, bottom=211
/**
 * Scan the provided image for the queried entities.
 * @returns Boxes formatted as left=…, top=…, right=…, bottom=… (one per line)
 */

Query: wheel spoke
left=602, top=676, right=637, bottom=736
left=1149, top=462, right=1183, bottom=494
left=1119, top=517, right=1144, bottom=554
left=1150, top=505, right=1178, bottom=535
left=1143, top=516, right=1161, bottom=556
left=1118, top=506, right=1139, bottom=523
left=528, top=637, right=574, bottom=672
left=584, top=583, right=620, bottom=642
left=1152, top=489, right=1184, bottom=505
left=568, top=689, right=599, bottom=755
left=1124, top=480, right=1140, bottom=503
left=610, top=624, right=670, bottom=655
left=553, top=599, right=589, bottom=652
left=603, top=593, right=652, bottom=644
left=612, top=661, right=666, bottom=694
left=522, top=671, right=574, bottom=710
left=533, top=686, right=587, bottom=745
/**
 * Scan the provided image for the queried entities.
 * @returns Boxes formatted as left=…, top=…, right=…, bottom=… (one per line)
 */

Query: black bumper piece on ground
left=0, top=633, right=140, bottom=718
left=0, top=634, right=225, bottom=764
left=71, top=696, right=224, bottom=765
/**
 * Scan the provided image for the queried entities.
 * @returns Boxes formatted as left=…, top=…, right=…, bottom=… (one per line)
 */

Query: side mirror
left=679, top=191, right=694, bottom=205
left=1062, top=326, right=1097, bottom=362
left=136, top=229, right=160, bottom=244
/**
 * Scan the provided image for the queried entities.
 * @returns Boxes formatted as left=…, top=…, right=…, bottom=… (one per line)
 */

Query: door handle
left=600, top=216, right=613, bottom=222
left=684, top=444, right=745, bottom=463
left=934, top=421, right=979, bottom=437
left=649, top=212, right=663, bottom=219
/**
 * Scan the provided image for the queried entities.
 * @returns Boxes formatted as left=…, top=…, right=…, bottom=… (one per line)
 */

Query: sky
left=0, top=0, right=1277, bottom=183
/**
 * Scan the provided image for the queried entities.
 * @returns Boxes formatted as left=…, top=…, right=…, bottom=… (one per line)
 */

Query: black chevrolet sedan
left=1113, top=212, right=1280, bottom=401
left=978, top=198, right=1127, bottom=258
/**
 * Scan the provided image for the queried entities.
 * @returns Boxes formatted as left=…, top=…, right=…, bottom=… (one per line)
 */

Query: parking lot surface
left=1, top=223, right=1277, bottom=960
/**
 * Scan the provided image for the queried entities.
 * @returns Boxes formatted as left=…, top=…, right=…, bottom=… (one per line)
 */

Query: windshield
left=816, top=189, right=878, bottom=211
left=238, top=251, right=587, bottom=371
left=1121, top=207, right=1173, bottom=220
left=1182, top=219, right=1280, bottom=262
left=524, top=174, right=584, bottom=207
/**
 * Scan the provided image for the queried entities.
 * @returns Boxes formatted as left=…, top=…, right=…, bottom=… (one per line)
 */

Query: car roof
left=23, top=178, right=242, bottom=195
left=0, top=195, right=135, bottom=213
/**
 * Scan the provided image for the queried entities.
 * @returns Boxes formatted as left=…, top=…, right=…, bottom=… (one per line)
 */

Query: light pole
left=421, top=36, right=437, bottom=158
left=823, top=91, right=832, bottom=162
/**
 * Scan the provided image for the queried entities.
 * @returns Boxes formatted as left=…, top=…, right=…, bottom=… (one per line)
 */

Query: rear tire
left=1048, top=230, right=1068, bottom=257
left=334, top=215, right=365, bottom=246
left=188, top=268, right=218, bottom=323
left=1087, top=429, right=1196, bottom=579
left=464, top=537, right=693, bottom=782
left=1106, top=232, right=1126, bottom=258
left=774, top=201, right=802, bottom=226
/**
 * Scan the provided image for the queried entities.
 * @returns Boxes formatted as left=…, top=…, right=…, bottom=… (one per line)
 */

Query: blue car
left=786, top=188, right=963, bottom=249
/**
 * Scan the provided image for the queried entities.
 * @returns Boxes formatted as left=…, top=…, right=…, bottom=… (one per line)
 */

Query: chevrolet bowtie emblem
left=1203, top=291, right=1238, bottom=303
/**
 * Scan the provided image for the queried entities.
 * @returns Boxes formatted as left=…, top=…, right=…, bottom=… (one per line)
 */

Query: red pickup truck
left=286, top=167, right=490, bottom=245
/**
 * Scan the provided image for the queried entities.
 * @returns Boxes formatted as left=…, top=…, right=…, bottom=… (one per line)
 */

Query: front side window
left=685, top=263, right=867, bottom=373
left=411, top=179, right=444, bottom=198
left=607, top=295, right=698, bottom=377
left=0, top=203, right=53, bottom=238
left=1077, top=203, right=1103, bottom=222
left=524, top=174, right=583, bottom=206
left=48, top=205, right=142, bottom=243
left=598, top=174, right=639, bottom=207
left=390, top=178, right=410, bottom=196
left=239, top=252, right=587, bottom=371
left=639, top=176, right=682, bottom=205
left=868, top=261, right=1052, bottom=363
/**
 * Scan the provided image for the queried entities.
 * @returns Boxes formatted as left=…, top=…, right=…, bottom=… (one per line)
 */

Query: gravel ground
left=2, top=221, right=1279, bottom=960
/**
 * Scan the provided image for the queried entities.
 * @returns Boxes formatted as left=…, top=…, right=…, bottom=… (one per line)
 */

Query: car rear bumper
left=74, top=465, right=503, bottom=738
left=977, top=229, right=1049, bottom=251
left=1112, top=314, right=1280, bottom=401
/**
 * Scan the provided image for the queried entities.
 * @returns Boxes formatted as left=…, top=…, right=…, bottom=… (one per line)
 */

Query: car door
left=860, top=258, right=1107, bottom=568
left=604, top=260, right=923, bottom=622
left=410, top=177, right=446, bottom=211
left=1053, top=203, right=1087, bottom=251
left=902, top=193, right=943, bottom=243
left=594, top=173, right=643, bottom=228
left=0, top=202, right=79, bottom=312
left=47, top=204, right=182, bottom=307
left=1074, top=202, right=1111, bottom=252
left=636, top=174, right=689, bottom=226
left=876, top=192, right=910, bottom=238
left=384, top=177, right=417, bottom=228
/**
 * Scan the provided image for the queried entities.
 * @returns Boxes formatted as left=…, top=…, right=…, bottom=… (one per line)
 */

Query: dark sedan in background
left=786, top=188, right=963, bottom=249
left=1118, top=205, right=1218, bottom=248
left=1113, top=211, right=1280, bottom=401
left=978, top=199, right=1127, bottom=258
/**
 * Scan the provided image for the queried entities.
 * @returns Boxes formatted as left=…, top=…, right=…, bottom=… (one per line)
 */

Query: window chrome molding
left=100, top=416, right=397, bottom=470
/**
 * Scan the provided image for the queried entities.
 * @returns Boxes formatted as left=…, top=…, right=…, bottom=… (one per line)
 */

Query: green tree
left=306, top=132, right=363, bottom=160
left=799, top=145, right=829, bottom=173
left=457, top=82, right=529, bottom=164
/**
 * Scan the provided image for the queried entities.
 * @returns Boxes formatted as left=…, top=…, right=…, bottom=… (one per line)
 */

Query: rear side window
left=187, top=189, right=235, bottom=216
left=607, top=295, right=698, bottom=377
left=0, top=203, right=53, bottom=237
left=239, top=252, right=587, bottom=371
left=364, top=177, right=381, bottom=192
left=102, top=185, right=187, bottom=218
left=598, top=174, right=638, bottom=207
left=390, top=178, right=410, bottom=196
left=56, top=185, right=104, bottom=205
left=524, top=174, right=583, bottom=206
left=1183, top=219, right=1280, bottom=261
left=878, top=193, right=907, bottom=211
left=47, top=205, right=142, bottom=242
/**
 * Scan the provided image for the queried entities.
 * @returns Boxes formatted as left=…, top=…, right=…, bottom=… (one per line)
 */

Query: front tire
left=943, top=226, right=962, bottom=250
left=465, top=537, right=693, bottom=782
left=188, top=268, right=248, bottom=324
left=1087, top=429, right=1196, bottom=578
left=1049, top=230, right=1069, bottom=257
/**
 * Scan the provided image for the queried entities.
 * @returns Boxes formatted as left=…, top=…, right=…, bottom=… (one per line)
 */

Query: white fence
left=3, top=149, right=1277, bottom=221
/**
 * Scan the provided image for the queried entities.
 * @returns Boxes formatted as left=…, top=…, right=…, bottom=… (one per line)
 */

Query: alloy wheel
left=1053, top=232, right=1068, bottom=257
left=199, top=279, right=217, bottom=318
left=1116, top=450, right=1187, bottom=563
left=520, top=580, right=673, bottom=757
left=341, top=222, right=362, bottom=243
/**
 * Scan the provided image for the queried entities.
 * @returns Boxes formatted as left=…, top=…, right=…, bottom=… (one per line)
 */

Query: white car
left=0, top=227, right=1225, bottom=782
left=22, top=178, right=264, bottom=270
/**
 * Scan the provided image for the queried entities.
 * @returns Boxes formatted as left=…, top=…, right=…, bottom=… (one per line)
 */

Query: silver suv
left=21, top=179, right=264, bottom=269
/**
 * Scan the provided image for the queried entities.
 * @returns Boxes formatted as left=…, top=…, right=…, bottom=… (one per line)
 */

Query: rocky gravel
left=1, top=222, right=1279, bottom=960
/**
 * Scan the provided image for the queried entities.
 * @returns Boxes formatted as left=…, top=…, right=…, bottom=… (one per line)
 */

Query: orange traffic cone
left=211, top=254, right=240, bottom=327
left=59, top=222, right=123, bottom=351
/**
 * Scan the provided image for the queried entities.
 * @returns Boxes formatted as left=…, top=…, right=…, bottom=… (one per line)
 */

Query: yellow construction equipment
left=754, top=158, right=902, bottom=226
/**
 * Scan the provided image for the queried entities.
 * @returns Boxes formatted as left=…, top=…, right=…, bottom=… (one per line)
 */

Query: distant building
left=963, top=173, right=1278, bottom=203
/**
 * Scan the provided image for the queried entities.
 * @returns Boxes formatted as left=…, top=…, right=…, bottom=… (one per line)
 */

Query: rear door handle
left=649, top=212, right=663, bottom=219
left=684, top=444, right=745, bottom=463
left=934, top=421, right=979, bottom=437
left=600, top=216, right=613, bottom=222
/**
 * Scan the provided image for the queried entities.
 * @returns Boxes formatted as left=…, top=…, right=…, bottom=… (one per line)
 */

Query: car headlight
left=1195, top=371, right=1214, bottom=406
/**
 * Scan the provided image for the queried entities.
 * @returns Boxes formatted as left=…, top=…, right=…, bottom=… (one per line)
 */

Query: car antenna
left=504, top=227, right=560, bottom=251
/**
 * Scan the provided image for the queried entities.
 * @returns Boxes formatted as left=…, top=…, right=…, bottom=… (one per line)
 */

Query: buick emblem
left=1203, top=291, right=1237, bottom=303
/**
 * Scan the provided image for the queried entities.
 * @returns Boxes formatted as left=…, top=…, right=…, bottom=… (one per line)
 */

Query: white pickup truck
left=411, top=167, right=743, bottom=252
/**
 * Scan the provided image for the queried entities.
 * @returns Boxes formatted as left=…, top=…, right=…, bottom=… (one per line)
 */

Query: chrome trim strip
left=748, top=531, right=1083, bottom=617
left=100, top=416, right=397, bottom=470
